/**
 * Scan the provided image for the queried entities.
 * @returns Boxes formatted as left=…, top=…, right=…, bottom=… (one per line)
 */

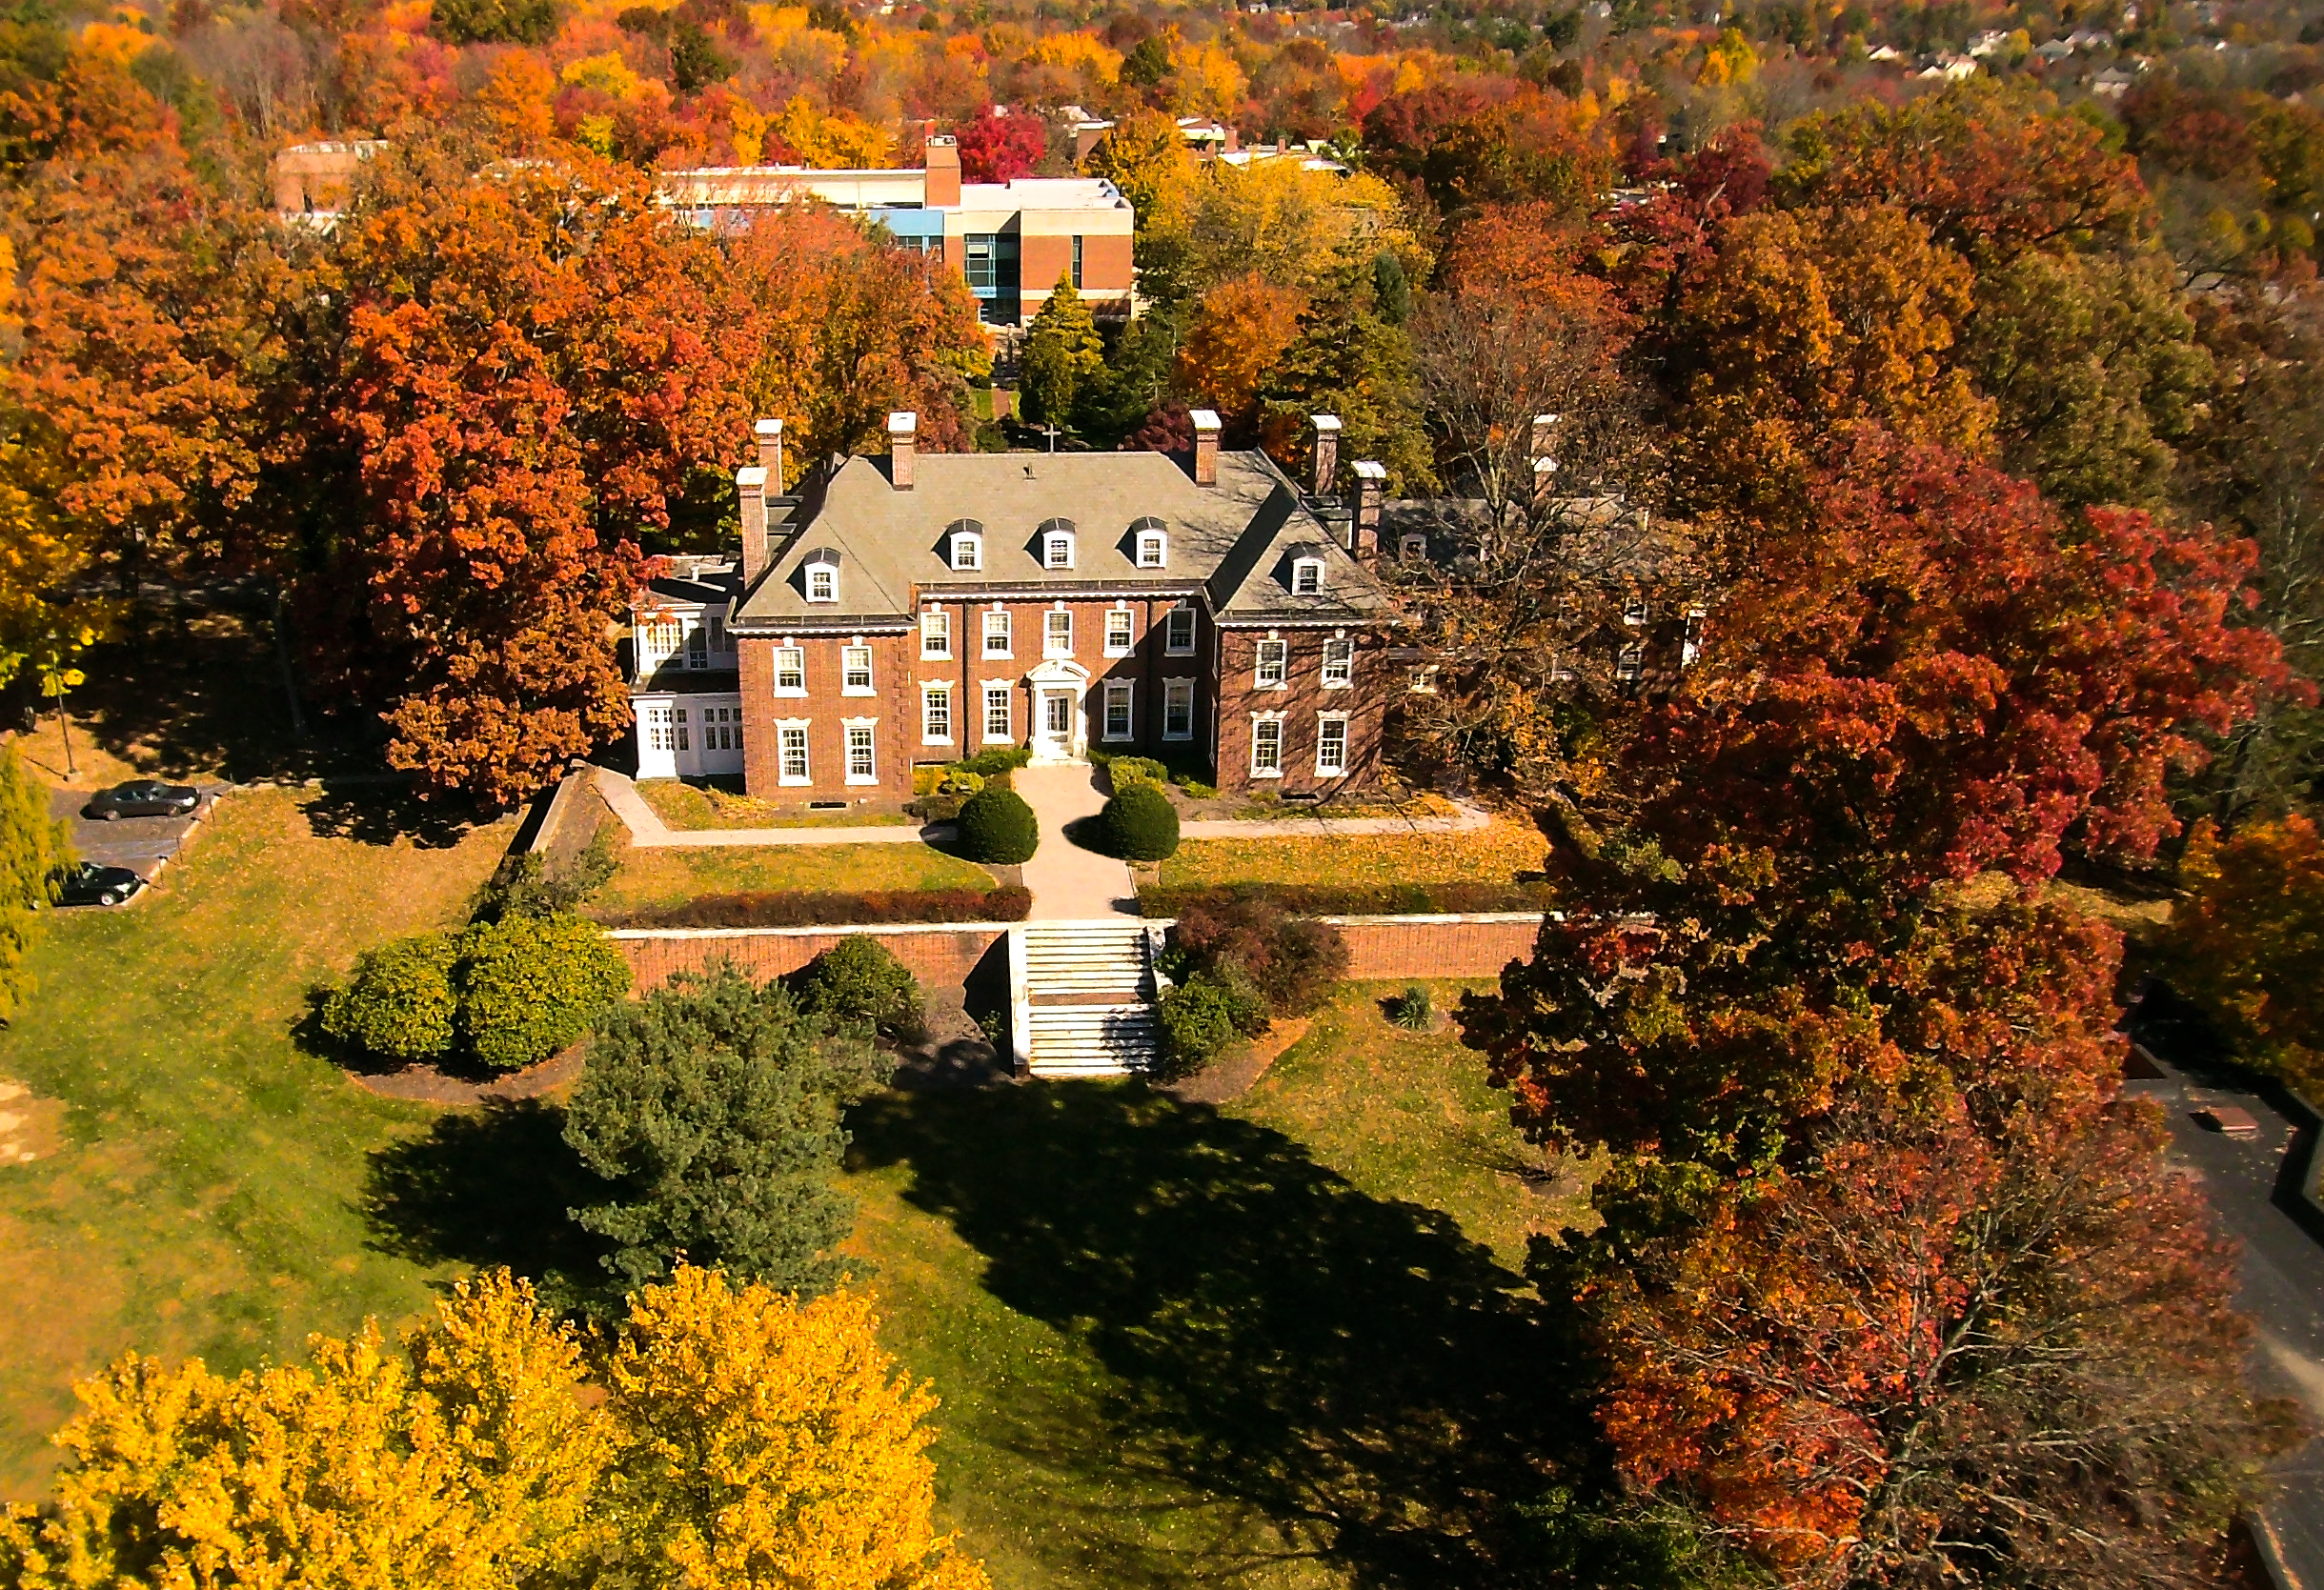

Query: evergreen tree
left=0, top=747, right=70, bottom=1023
left=1018, top=272, right=1105, bottom=432
left=562, top=966, right=892, bottom=1304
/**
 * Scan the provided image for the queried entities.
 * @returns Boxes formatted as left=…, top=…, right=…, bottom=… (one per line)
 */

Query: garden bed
left=1154, top=815, right=1551, bottom=894
left=589, top=840, right=999, bottom=918
left=599, top=885, right=1031, bottom=929
left=637, top=779, right=914, bottom=832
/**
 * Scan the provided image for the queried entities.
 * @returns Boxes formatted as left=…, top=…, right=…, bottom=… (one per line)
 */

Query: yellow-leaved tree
left=596, top=1265, right=988, bottom=1590
left=0, top=1267, right=986, bottom=1590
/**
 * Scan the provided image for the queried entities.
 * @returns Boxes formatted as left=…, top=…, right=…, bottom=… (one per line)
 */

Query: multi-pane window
left=1251, top=716, right=1283, bottom=777
left=807, top=566, right=836, bottom=602
left=1104, top=608, right=1134, bottom=654
left=1162, top=679, right=1193, bottom=740
left=687, top=623, right=710, bottom=668
left=701, top=705, right=742, bottom=751
left=1044, top=610, right=1073, bottom=657
left=778, top=724, right=810, bottom=784
left=774, top=646, right=805, bottom=694
left=1616, top=644, right=1645, bottom=683
left=922, top=685, right=953, bottom=743
left=920, top=611, right=951, bottom=658
left=951, top=533, right=981, bottom=571
left=1409, top=665, right=1438, bottom=694
left=1623, top=597, right=1650, bottom=627
left=671, top=707, right=690, bottom=752
left=640, top=619, right=682, bottom=673
left=1293, top=559, right=1324, bottom=595
left=1138, top=533, right=1165, bottom=568
left=1102, top=681, right=1133, bottom=741
left=1322, top=637, right=1354, bottom=688
left=1045, top=533, right=1074, bottom=570
left=1071, top=232, right=1083, bottom=290
left=983, top=609, right=1012, bottom=656
left=846, top=723, right=876, bottom=783
left=983, top=682, right=1012, bottom=741
left=1256, top=638, right=1287, bottom=688
left=841, top=645, right=873, bottom=694
left=1316, top=714, right=1348, bottom=775
left=964, top=234, right=998, bottom=292
left=1165, top=606, right=1196, bottom=654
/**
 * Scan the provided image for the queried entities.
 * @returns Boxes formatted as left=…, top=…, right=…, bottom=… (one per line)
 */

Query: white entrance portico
left=1024, top=658, right=1090, bottom=763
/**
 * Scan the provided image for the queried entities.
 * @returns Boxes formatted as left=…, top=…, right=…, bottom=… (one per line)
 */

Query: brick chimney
left=754, top=417, right=783, bottom=489
left=887, top=412, right=918, bottom=491
left=1310, top=413, right=1341, bottom=497
left=1530, top=413, right=1561, bottom=460
left=738, top=465, right=771, bottom=582
left=1530, top=413, right=1560, bottom=506
left=1190, top=409, right=1222, bottom=487
left=923, top=135, right=961, bottom=208
left=1351, top=460, right=1385, bottom=564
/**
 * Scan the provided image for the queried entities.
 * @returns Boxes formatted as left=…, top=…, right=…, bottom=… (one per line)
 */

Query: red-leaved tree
left=951, top=105, right=1046, bottom=185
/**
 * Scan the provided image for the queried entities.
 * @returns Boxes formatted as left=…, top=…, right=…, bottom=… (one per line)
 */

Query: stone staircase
left=1015, top=921, right=1163, bottom=1077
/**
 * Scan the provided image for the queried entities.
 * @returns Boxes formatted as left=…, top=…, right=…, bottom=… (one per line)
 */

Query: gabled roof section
left=1207, top=485, right=1400, bottom=625
left=730, top=447, right=1397, bottom=629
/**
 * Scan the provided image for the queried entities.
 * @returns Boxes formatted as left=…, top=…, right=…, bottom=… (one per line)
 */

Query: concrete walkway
left=595, top=768, right=956, bottom=849
left=1014, top=761, right=1138, bottom=919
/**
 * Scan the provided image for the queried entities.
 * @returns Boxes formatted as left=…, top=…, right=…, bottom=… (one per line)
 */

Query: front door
left=1035, top=688, right=1076, bottom=760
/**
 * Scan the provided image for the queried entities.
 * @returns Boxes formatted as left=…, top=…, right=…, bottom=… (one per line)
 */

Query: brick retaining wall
left=1323, top=914, right=1544, bottom=981
left=611, top=922, right=1007, bottom=992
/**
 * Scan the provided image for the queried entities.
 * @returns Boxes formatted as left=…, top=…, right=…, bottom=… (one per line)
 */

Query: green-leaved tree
left=1019, top=272, right=1105, bottom=432
left=0, top=747, right=70, bottom=1022
left=562, top=965, right=893, bottom=1304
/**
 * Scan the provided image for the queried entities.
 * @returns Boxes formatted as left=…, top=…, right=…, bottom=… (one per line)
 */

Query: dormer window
left=947, top=518, right=984, bottom=572
left=1401, top=533, right=1427, bottom=560
left=1039, top=517, right=1076, bottom=570
left=1132, top=515, right=1167, bottom=569
left=1292, top=555, right=1324, bottom=595
left=803, top=547, right=840, bottom=603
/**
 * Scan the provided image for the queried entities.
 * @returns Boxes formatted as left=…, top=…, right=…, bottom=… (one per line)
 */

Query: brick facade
left=1213, top=626, right=1396, bottom=795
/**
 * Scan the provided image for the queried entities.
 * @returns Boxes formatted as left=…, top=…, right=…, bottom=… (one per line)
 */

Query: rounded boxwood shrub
left=1102, top=781, right=1181, bottom=861
left=799, top=934, right=922, bottom=1039
left=455, top=912, right=633, bottom=1071
left=1157, top=965, right=1267, bottom=1077
left=957, top=785, right=1039, bottom=865
left=322, top=932, right=457, bottom=1062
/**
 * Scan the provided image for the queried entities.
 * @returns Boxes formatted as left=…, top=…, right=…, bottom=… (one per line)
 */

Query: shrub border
left=596, top=885, right=1031, bottom=930
left=1137, top=880, right=1557, bottom=919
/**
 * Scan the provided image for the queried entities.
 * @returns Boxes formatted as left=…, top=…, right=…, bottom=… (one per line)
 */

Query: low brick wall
left=611, top=922, right=1006, bottom=993
left=1322, top=913, right=1545, bottom=981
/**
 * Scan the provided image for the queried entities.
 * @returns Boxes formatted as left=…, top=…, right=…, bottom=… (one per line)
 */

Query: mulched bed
left=347, top=1043, right=586, bottom=1106
left=1166, top=1016, right=1314, bottom=1104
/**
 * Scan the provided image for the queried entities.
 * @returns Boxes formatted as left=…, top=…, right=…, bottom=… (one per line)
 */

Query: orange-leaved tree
left=2169, top=814, right=2324, bottom=1091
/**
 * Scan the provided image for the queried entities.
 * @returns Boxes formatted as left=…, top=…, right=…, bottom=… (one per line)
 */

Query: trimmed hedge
left=322, top=933, right=458, bottom=1062
left=798, top=935, right=923, bottom=1039
left=598, top=885, right=1031, bottom=930
left=958, top=744, right=1033, bottom=775
left=958, top=786, right=1040, bottom=865
left=456, top=913, right=635, bottom=1071
left=1102, top=781, right=1181, bottom=860
left=1139, top=880, right=1557, bottom=919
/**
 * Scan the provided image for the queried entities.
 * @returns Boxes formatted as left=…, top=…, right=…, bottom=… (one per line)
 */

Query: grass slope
left=593, top=839, right=997, bottom=915
left=0, top=788, right=506, bottom=1499
left=1159, top=816, right=1549, bottom=891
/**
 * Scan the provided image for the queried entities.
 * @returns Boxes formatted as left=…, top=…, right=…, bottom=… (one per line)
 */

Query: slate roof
left=731, top=449, right=1399, bottom=632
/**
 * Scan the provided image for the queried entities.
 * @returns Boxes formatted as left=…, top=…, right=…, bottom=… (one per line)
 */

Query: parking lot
left=51, top=784, right=228, bottom=883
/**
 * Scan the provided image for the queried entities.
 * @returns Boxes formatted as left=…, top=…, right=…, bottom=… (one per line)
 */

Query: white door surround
left=1023, top=658, right=1089, bottom=763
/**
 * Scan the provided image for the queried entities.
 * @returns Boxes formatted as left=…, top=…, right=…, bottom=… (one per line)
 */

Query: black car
left=84, top=780, right=201, bottom=821
left=54, top=861, right=146, bottom=908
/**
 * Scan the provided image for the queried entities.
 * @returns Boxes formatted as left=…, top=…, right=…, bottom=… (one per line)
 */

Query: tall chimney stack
left=1351, top=460, right=1385, bottom=564
left=754, top=417, right=783, bottom=489
left=923, top=135, right=961, bottom=208
left=887, top=412, right=918, bottom=491
left=1310, top=413, right=1341, bottom=497
left=737, top=465, right=771, bottom=582
left=1529, top=413, right=1560, bottom=506
left=1530, top=413, right=1561, bottom=461
left=1190, top=408, right=1222, bottom=487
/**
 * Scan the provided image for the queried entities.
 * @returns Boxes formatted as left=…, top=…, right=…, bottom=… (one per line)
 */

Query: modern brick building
left=656, top=136, right=1134, bottom=326
left=630, top=413, right=1406, bottom=806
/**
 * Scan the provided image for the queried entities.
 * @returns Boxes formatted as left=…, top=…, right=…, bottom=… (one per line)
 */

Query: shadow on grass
left=360, top=1098, right=616, bottom=1284
left=304, top=780, right=481, bottom=850
left=849, top=1080, right=1606, bottom=1590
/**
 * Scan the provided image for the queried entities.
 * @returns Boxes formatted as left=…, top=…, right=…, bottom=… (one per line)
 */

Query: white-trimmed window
left=706, top=614, right=727, bottom=654
left=1616, top=644, right=1645, bottom=683
left=841, top=644, right=873, bottom=694
left=687, top=622, right=710, bottom=669
left=1102, top=680, right=1134, bottom=741
left=1682, top=605, right=1707, bottom=668
left=671, top=706, right=690, bottom=751
left=1322, top=636, right=1354, bottom=689
left=1138, top=531, right=1167, bottom=568
left=1255, top=637, right=1287, bottom=689
left=921, top=684, right=953, bottom=744
left=1164, top=606, right=1196, bottom=655
left=1043, top=609, right=1073, bottom=658
left=1043, top=525, right=1076, bottom=570
left=1292, top=556, right=1324, bottom=595
left=639, top=616, right=682, bottom=672
left=1400, top=533, right=1427, bottom=559
left=1163, top=678, right=1194, bottom=740
left=1250, top=714, right=1283, bottom=778
left=1623, top=596, right=1650, bottom=628
left=774, top=645, right=806, bottom=695
left=845, top=720, right=877, bottom=783
left=778, top=721, right=810, bottom=785
left=982, top=608, right=1011, bottom=657
left=920, top=610, right=951, bottom=659
left=804, top=552, right=839, bottom=603
left=982, top=681, right=1012, bottom=742
left=1104, top=607, right=1134, bottom=655
left=950, top=531, right=982, bottom=571
left=1316, top=713, right=1349, bottom=776
left=1409, top=664, right=1438, bottom=694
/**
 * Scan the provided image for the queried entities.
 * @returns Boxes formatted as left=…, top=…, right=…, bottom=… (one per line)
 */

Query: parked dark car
left=53, top=861, right=146, bottom=907
left=84, top=780, right=201, bottom=821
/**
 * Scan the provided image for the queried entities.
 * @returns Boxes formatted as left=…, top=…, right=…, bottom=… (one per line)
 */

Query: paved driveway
left=52, top=784, right=227, bottom=880
left=2125, top=1026, right=2324, bottom=1585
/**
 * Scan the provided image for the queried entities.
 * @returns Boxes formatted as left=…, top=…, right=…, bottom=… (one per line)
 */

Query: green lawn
left=0, top=787, right=507, bottom=1499
left=636, top=779, right=914, bottom=832
left=591, top=839, right=997, bottom=915
left=1159, top=816, right=1549, bottom=891
left=841, top=981, right=1598, bottom=1590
